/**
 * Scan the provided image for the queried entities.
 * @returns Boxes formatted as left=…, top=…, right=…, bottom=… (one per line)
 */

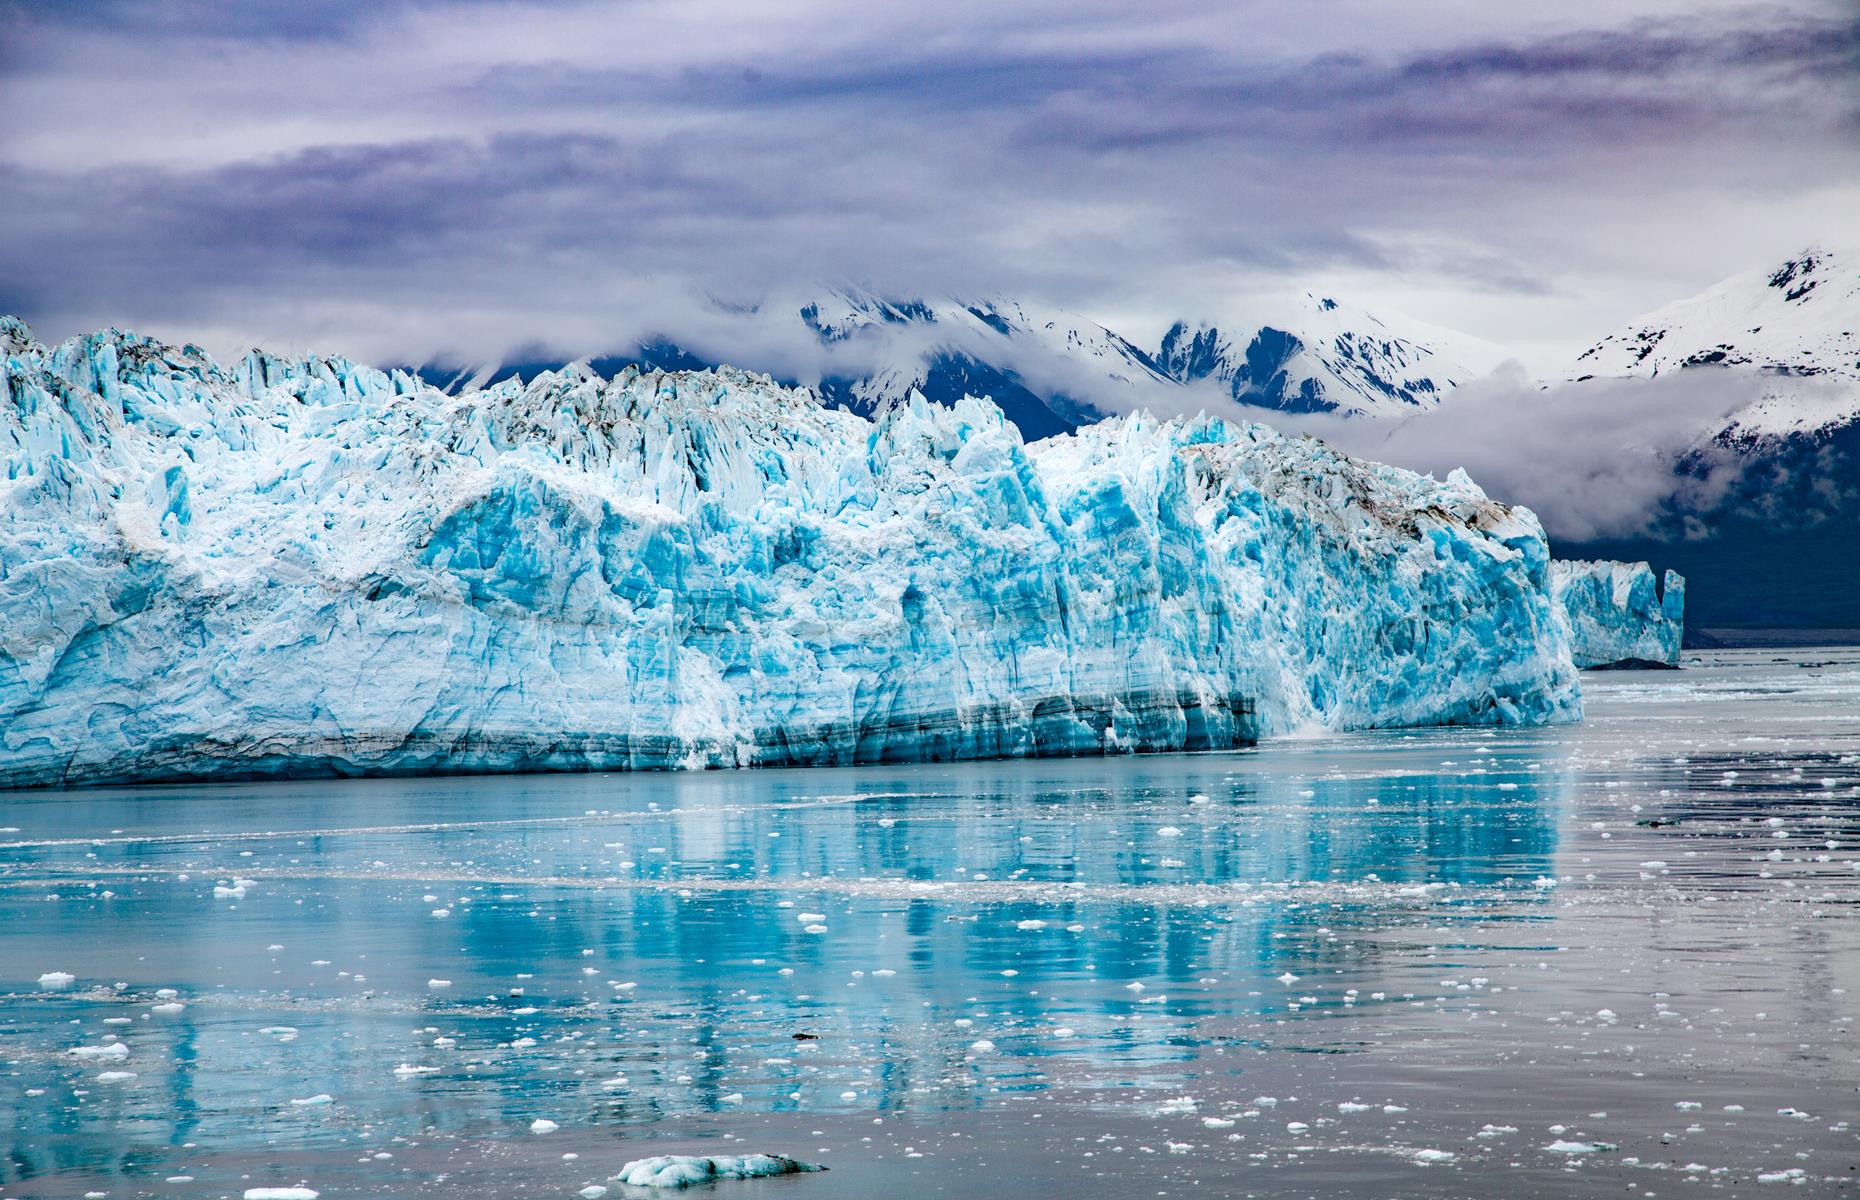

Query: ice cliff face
left=1, top=317, right=1581, bottom=788
left=1551, top=560, right=1685, bottom=669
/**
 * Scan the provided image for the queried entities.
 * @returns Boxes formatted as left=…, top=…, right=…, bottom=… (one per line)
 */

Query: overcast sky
left=3, top=0, right=1856, bottom=370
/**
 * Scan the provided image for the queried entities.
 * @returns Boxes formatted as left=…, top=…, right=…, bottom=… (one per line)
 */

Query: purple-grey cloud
left=1, top=1, right=1855, bottom=368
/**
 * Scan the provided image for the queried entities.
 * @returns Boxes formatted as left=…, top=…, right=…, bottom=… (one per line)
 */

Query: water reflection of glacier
left=0, top=735, right=1572, bottom=1175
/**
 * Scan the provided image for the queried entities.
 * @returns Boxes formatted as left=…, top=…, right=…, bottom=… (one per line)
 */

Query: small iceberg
left=614, top=1154, right=825, bottom=1188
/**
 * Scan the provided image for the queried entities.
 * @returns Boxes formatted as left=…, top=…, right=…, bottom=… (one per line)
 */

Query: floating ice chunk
left=1544, top=1140, right=1617, bottom=1154
left=530, top=1119, right=559, bottom=1134
left=96, top=1071, right=137, bottom=1083
left=392, top=1063, right=437, bottom=1077
left=37, top=971, right=75, bottom=989
left=1412, top=1149, right=1456, bottom=1163
left=70, top=1043, right=129, bottom=1059
left=1551, top=560, right=1684, bottom=668
left=244, top=1190, right=318, bottom=1199
left=427, top=979, right=452, bottom=988
left=1277, top=973, right=1299, bottom=984
left=1157, top=826, right=1184, bottom=838
left=1338, top=1102, right=1372, bottom=1113
left=1757, top=1169, right=1807, bottom=1184
left=1155, top=1096, right=1198, bottom=1115
left=151, top=1001, right=186, bottom=1014
left=612, top=1154, right=824, bottom=1188
left=290, top=1094, right=334, bottom=1106
left=580, top=1188, right=608, bottom=1199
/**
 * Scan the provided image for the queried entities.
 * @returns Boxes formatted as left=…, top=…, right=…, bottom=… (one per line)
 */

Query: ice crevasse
left=1, top=316, right=1588, bottom=788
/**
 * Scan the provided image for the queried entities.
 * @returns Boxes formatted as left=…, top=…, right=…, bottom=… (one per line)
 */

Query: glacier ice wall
left=1551, top=559, right=1685, bottom=668
left=1, top=317, right=1580, bottom=788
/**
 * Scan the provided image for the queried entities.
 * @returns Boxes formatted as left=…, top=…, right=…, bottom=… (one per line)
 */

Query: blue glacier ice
left=2, top=317, right=1589, bottom=788
left=1550, top=559, right=1685, bottom=669
left=613, top=1154, right=824, bottom=1188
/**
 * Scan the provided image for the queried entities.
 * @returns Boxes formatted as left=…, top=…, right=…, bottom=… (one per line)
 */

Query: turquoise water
left=2, top=650, right=1857, bottom=1197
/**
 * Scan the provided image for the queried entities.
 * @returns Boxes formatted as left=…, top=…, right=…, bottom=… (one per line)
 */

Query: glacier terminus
left=1, top=318, right=1679, bottom=788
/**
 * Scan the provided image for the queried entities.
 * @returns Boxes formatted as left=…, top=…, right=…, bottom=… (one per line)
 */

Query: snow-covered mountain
left=1555, top=245, right=1860, bottom=631
left=1569, top=245, right=1860, bottom=442
left=410, top=288, right=1506, bottom=438
left=1, top=316, right=1592, bottom=787
left=1155, top=292, right=1511, bottom=418
left=407, top=287, right=1183, bottom=441
left=793, top=288, right=1178, bottom=438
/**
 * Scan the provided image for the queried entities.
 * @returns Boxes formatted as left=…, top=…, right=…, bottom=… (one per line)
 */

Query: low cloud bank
left=1274, top=365, right=1777, bottom=541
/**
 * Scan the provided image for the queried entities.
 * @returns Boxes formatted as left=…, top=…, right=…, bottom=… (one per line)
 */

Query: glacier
left=1551, top=560, right=1685, bottom=669
left=1, top=316, right=1590, bottom=789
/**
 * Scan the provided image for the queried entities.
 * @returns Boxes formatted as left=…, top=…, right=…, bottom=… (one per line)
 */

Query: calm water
left=2, top=649, right=1857, bottom=1198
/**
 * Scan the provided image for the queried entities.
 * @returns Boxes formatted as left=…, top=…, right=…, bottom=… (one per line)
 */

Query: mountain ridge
left=401, top=285, right=1501, bottom=438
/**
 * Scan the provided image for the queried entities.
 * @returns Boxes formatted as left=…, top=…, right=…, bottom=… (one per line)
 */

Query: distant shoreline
left=1687, top=627, right=1860, bottom=648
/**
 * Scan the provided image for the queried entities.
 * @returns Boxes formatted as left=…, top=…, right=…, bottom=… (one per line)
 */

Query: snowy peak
left=779, top=287, right=1183, bottom=439
left=1575, top=245, right=1858, bottom=379
left=797, top=288, right=1172, bottom=389
left=1154, top=293, right=1508, bottom=418
left=798, top=287, right=939, bottom=343
left=1569, top=245, right=1860, bottom=439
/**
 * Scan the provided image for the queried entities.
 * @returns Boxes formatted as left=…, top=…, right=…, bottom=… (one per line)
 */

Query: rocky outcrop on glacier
left=0, top=317, right=1580, bottom=788
left=1551, top=560, right=1685, bottom=669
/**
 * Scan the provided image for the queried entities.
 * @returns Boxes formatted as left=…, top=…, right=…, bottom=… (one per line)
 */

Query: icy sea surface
left=2, top=649, right=1856, bottom=1198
